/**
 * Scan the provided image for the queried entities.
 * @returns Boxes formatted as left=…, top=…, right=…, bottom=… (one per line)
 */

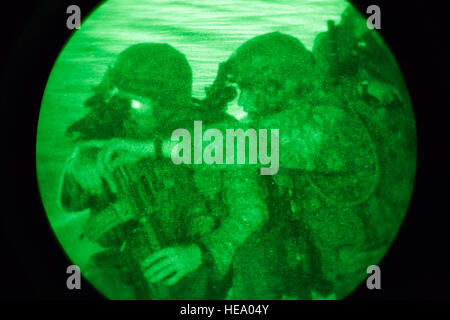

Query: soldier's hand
left=97, top=138, right=145, bottom=193
left=99, top=139, right=147, bottom=169
left=99, top=138, right=130, bottom=168
left=141, top=244, right=202, bottom=286
left=67, top=142, right=106, bottom=196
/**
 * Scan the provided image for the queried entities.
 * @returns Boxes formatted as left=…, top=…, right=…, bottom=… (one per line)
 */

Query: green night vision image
left=36, top=0, right=417, bottom=299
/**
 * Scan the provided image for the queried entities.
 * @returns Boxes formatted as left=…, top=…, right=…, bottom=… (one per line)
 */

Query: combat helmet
left=227, top=32, right=316, bottom=101
left=108, top=42, right=193, bottom=108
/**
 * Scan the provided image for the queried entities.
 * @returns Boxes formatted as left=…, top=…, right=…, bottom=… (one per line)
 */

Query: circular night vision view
left=36, top=0, right=416, bottom=299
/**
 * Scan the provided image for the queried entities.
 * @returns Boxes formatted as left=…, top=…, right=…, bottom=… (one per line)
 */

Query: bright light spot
left=131, top=99, right=142, bottom=109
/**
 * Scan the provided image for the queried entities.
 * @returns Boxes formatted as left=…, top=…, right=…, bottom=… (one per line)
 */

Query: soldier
left=224, top=30, right=415, bottom=298
left=60, top=43, right=217, bottom=299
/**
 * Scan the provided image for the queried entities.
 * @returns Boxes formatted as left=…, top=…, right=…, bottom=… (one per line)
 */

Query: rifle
left=86, top=158, right=208, bottom=299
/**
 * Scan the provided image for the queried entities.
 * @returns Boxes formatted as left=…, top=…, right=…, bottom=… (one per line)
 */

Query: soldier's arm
left=102, top=105, right=372, bottom=174
left=199, top=166, right=268, bottom=280
left=257, top=103, right=375, bottom=174
left=165, top=108, right=366, bottom=173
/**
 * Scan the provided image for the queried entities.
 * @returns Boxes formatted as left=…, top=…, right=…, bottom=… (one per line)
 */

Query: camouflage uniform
left=193, top=150, right=271, bottom=299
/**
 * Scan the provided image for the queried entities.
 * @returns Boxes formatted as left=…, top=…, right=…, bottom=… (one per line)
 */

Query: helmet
left=109, top=43, right=193, bottom=108
left=228, top=32, right=315, bottom=99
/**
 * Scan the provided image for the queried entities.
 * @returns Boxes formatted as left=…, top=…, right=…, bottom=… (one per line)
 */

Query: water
left=60, top=0, right=347, bottom=99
